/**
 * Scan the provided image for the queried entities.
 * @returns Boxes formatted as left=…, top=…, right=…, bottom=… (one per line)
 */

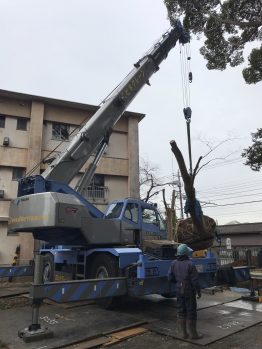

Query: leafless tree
left=170, top=140, right=217, bottom=250
left=162, top=188, right=177, bottom=241
left=140, top=158, right=179, bottom=240
left=139, top=158, right=174, bottom=203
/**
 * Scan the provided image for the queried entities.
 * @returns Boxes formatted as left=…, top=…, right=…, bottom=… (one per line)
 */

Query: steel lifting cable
left=179, top=41, right=193, bottom=175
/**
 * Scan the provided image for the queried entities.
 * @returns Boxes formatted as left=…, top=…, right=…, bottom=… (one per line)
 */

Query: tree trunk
left=170, top=140, right=216, bottom=250
left=162, top=189, right=177, bottom=241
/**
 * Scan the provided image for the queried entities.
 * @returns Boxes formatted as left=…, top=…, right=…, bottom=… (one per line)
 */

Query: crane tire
left=90, top=253, right=121, bottom=309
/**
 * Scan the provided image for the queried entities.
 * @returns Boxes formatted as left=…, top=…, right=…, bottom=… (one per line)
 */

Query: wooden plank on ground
left=58, top=326, right=148, bottom=349
left=59, top=336, right=108, bottom=349
left=103, top=327, right=148, bottom=346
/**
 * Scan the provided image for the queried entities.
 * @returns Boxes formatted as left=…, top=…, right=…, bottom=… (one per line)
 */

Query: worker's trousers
left=177, top=292, right=197, bottom=320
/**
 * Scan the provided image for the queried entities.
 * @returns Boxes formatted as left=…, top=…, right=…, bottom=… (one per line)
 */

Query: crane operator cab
left=103, top=198, right=167, bottom=248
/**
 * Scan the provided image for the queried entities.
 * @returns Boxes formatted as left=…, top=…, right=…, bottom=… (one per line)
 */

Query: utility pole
left=177, top=170, right=184, bottom=219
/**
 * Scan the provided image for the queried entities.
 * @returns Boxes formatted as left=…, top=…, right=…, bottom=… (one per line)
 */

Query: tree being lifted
left=163, top=1, right=260, bottom=249
left=170, top=140, right=217, bottom=250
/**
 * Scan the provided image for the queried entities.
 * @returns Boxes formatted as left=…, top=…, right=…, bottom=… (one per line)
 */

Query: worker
left=168, top=243, right=203, bottom=340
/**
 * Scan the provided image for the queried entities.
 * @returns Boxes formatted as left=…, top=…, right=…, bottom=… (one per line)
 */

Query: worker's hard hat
left=177, top=243, right=193, bottom=256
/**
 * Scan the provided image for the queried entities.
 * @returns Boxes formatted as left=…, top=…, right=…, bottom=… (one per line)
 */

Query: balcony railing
left=83, top=186, right=108, bottom=202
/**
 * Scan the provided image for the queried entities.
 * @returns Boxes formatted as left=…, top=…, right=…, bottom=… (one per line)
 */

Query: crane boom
left=42, top=21, right=189, bottom=184
left=8, top=20, right=189, bottom=235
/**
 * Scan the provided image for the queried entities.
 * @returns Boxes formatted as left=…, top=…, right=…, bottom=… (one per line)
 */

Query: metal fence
left=215, top=246, right=261, bottom=266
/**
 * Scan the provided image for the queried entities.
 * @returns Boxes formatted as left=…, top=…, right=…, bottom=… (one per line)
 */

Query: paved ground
left=0, top=284, right=261, bottom=349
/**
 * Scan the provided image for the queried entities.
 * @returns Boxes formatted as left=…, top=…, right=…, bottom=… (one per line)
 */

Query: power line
left=199, top=190, right=262, bottom=201
left=198, top=185, right=262, bottom=196
left=198, top=178, right=262, bottom=194
left=204, top=199, right=262, bottom=208
left=201, top=159, right=243, bottom=171
left=210, top=209, right=262, bottom=217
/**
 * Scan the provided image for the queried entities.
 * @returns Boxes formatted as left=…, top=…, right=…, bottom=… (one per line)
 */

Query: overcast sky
left=0, top=0, right=261, bottom=225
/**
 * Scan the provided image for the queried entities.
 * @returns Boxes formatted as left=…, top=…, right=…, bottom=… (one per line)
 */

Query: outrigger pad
left=18, top=326, right=54, bottom=343
left=146, top=304, right=262, bottom=345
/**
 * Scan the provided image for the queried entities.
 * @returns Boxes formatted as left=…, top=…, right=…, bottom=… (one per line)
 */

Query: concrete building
left=0, top=89, right=144, bottom=264
left=217, top=222, right=262, bottom=247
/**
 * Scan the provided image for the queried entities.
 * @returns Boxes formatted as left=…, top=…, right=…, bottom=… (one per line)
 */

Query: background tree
left=139, top=158, right=174, bottom=202
left=242, top=128, right=262, bottom=171
left=164, top=0, right=262, bottom=84
left=162, top=188, right=177, bottom=241
left=139, top=158, right=180, bottom=239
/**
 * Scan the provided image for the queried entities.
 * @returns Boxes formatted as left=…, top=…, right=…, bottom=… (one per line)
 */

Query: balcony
left=83, top=186, right=109, bottom=203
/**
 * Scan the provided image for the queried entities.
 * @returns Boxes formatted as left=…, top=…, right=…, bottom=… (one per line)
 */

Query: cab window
left=142, top=208, right=158, bottom=225
left=124, top=203, right=139, bottom=223
left=104, top=202, right=123, bottom=219
left=157, top=212, right=166, bottom=230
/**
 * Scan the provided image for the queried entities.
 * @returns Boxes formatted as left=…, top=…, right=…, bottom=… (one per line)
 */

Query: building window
left=91, top=174, right=105, bottom=187
left=0, top=114, right=5, bottom=128
left=52, top=122, right=69, bottom=140
left=86, top=174, right=107, bottom=200
left=17, top=117, right=27, bottom=131
left=12, top=167, right=25, bottom=181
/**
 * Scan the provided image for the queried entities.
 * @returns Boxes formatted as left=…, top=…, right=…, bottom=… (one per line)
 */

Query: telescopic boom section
left=42, top=21, right=189, bottom=184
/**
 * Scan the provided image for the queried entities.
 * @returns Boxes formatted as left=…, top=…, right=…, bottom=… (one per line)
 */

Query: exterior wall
left=0, top=115, right=29, bottom=149
left=106, top=176, right=128, bottom=202
left=89, top=176, right=128, bottom=213
left=107, top=132, right=128, bottom=159
left=127, top=116, right=140, bottom=198
left=0, top=90, right=143, bottom=264
left=0, top=221, right=21, bottom=265
left=218, top=234, right=262, bottom=247
left=217, top=222, right=262, bottom=247
left=0, top=166, right=19, bottom=200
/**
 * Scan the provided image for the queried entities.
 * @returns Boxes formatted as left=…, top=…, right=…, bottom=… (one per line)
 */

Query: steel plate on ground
left=143, top=290, right=241, bottom=311
left=224, top=299, right=262, bottom=312
left=0, top=303, right=145, bottom=349
left=197, top=290, right=241, bottom=310
left=146, top=304, right=262, bottom=345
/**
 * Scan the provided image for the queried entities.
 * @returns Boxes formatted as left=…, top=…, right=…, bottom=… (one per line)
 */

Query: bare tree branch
left=162, top=188, right=168, bottom=211
left=192, top=156, right=203, bottom=181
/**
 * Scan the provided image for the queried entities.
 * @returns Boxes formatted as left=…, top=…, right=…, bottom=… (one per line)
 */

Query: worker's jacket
left=167, top=255, right=201, bottom=296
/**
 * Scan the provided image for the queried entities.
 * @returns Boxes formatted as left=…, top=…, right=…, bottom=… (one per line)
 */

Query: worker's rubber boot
left=188, top=320, right=203, bottom=340
left=177, top=318, right=188, bottom=339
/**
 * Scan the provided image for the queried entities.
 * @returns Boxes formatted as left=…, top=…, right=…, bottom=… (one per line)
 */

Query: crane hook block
left=189, top=72, right=193, bottom=83
left=183, top=107, right=192, bottom=121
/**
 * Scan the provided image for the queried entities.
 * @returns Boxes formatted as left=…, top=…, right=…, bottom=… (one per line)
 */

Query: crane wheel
left=90, top=253, right=121, bottom=309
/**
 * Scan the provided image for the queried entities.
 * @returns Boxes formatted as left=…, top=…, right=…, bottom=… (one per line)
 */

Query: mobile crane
left=8, top=20, right=217, bottom=317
